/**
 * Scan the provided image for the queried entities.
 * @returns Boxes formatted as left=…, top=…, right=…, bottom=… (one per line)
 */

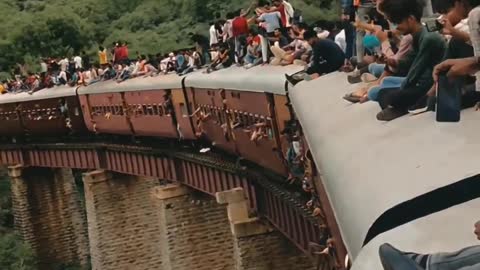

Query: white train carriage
left=290, top=71, right=480, bottom=269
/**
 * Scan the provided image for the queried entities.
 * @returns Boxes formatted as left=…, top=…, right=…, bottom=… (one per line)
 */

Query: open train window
left=152, top=104, right=159, bottom=115
left=158, top=104, right=164, bottom=116
left=179, top=103, right=188, bottom=117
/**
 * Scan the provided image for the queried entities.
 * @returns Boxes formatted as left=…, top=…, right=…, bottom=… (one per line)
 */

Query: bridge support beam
left=152, top=183, right=235, bottom=270
left=217, top=188, right=316, bottom=270
left=83, top=170, right=163, bottom=270
left=8, top=165, right=90, bottom=269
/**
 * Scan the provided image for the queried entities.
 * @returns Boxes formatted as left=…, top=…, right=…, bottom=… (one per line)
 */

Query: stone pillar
left=8, top=165, right=90, bottom=269
left=216, top=188, right=316, bottom=270
left=152, top=183, right=235, bottom=270
left=83, top=170, right=163, bottom=270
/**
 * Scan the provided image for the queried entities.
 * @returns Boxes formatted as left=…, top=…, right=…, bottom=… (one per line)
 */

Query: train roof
left=0, top=85, right=77, bottom=105
left=352, top=198, right=480, bottom=270
left=78, top=73, right=185, bottom=95
left=290, top=72, right=480, bottom=266
left=184, top=65, right=304, bottom=95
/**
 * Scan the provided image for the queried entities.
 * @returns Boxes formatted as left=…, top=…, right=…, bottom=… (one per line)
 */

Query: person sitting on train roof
left=379, top=220, right=480, bottom=270
left=374, top=0, right=446, bottom=121
left=407, top=0, right=480, bottom=114
left=205, top=43, right=233, bottom=74
left=343, top=32, right=414, bottom=103
left=270, top=24, right=310, bottom=66
left=284, top=29, right=346, bottom=85
left=244, top=30, right=264, bottom=69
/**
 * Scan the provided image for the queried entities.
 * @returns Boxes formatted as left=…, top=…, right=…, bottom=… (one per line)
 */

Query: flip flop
left=343, top=93, right=361, bottom=103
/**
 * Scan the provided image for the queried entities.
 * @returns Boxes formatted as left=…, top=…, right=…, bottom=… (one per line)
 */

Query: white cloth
left=74, top=56, right=82, bottom=69
left=59, top=71, right=67, bottom=82
left=283, top=1, right=294, bottom=27
left=209, top=25, right=218, bottom=46
left=223, top=19, right=233, bottom=42
left=468, top=7, right=480, bottom=91
left=335, top=29, right=346, bottom=53
left=40, top=62, right=48, bottom=73
left=59, top=58, right=69, bottom=72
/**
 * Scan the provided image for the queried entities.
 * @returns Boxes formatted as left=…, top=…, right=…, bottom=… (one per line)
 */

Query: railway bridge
left=0, top=66, right=348, bottom=270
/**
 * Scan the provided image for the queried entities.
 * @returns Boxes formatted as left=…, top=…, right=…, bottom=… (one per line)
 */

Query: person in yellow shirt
left=0, top=82, right=6, bottom=94
left=98, top=46, right=108, bottom=66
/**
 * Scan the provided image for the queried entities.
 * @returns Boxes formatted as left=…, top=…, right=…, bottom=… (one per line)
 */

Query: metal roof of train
left=184, top=65, right=304, bottom=94
left=78, top=73, right=185, bottom=94
left=352, top=198, right=480, bottom=270
left=0, top=85, right=77, bottom=104
left=290, top=72, right=480, bottom=266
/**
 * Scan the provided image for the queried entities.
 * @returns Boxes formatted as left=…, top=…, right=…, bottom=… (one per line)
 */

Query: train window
left=142, top=105, right=149, bottom=115
left=179, top=103, right=188, bottom=117
left=158, top=105, right=164, bottom=116
left=152, top=104, right=159, bottom=115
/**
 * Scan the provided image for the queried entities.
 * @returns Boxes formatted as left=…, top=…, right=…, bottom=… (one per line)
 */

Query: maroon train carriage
left=184, top=65, right=304, bottom=175
left=0, top=85, right=86, bottom=139
left=77, top=74, right=196, bottom=140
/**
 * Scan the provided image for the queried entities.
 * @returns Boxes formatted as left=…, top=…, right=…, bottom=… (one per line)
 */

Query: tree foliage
left=0, top=0, right=338, bottom=72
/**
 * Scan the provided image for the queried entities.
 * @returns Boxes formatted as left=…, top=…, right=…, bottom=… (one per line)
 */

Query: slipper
left=343, top=93, right=361, bottom=103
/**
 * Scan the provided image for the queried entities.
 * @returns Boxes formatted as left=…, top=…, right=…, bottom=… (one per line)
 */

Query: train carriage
left=77, top=74, right=196, bottom=140
left=290, top=71, right=480, bottom=269
left=185, top=65, right=304, bottom=175
left=0, top=85, right=86, bottom=139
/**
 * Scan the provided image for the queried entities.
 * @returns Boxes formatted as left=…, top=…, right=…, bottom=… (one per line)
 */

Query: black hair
left=303, top=30, right=317, bottom=40
left=432, top=0, right=456, bottom=13
left=226, top=12, right=235, bottom=20
left=99, top=46, right=105, bottom=51
left=296, top=22, right=308, bottom=30
left=380, top=0, right=425, bottom=24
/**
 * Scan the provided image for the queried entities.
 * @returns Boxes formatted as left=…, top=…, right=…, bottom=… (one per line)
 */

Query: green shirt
left=398, top=27, right=446, bottom=92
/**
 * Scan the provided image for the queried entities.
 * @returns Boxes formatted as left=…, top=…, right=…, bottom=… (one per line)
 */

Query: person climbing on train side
left=285, top=30, right=346, bottom=85
left=374, top=0, right=446, bottom=121
left=379, top=220, right=480, bottom=270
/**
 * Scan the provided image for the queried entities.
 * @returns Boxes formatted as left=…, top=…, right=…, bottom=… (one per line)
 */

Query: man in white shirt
left=209, top=22, right=218, bottom=46
left=74, top=55, right=82, bottom=69
left=283, top=0, right=294, bottom=27
left=59, top=58, right=69, bottom=72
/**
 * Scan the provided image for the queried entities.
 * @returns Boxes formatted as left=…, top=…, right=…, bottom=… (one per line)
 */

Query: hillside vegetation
left=0, top=0, right=338, bottom=73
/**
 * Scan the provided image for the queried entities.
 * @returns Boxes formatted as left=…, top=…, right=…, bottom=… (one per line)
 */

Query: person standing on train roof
left=379, top=220, right=480, bottom=270
left=285, top=30, right=346, bottom=85
left=98, top=46, right=108, bottom=66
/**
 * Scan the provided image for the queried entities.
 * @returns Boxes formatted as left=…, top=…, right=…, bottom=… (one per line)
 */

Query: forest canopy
left=0, top=0, right=338, bottom=74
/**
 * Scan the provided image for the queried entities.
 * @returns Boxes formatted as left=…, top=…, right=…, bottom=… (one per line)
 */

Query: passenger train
left=0, top=65, right=478, bottom=269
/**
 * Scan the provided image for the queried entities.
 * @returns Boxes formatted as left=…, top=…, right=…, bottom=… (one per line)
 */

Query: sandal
left=343, top=93, right=361, bottom=103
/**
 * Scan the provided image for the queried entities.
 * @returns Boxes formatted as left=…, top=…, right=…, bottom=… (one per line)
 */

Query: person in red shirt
left=272, top=0, right=287, bottom=28
left=232, top=4, right=254, bottom=64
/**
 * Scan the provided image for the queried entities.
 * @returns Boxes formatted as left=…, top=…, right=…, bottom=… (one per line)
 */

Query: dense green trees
left=0, top=170, right=36, bottom=270
left=0, top=0, right=338, bottom=74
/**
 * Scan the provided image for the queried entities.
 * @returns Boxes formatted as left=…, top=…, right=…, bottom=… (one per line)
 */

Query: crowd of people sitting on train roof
left=0, top=0, right=354, bottom=95
left=4, top=0, right=480, bottom=123
left=300, top=0, right=480, bottom=122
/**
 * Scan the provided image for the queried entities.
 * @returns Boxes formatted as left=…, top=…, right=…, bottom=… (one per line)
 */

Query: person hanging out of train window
left=285, top=30, right=346, bottom=85
left=205, top=43, right=233, bottom=73
left=373, top=0, right=446, bottom=121
left=379, top=220, right=480, bottom=270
